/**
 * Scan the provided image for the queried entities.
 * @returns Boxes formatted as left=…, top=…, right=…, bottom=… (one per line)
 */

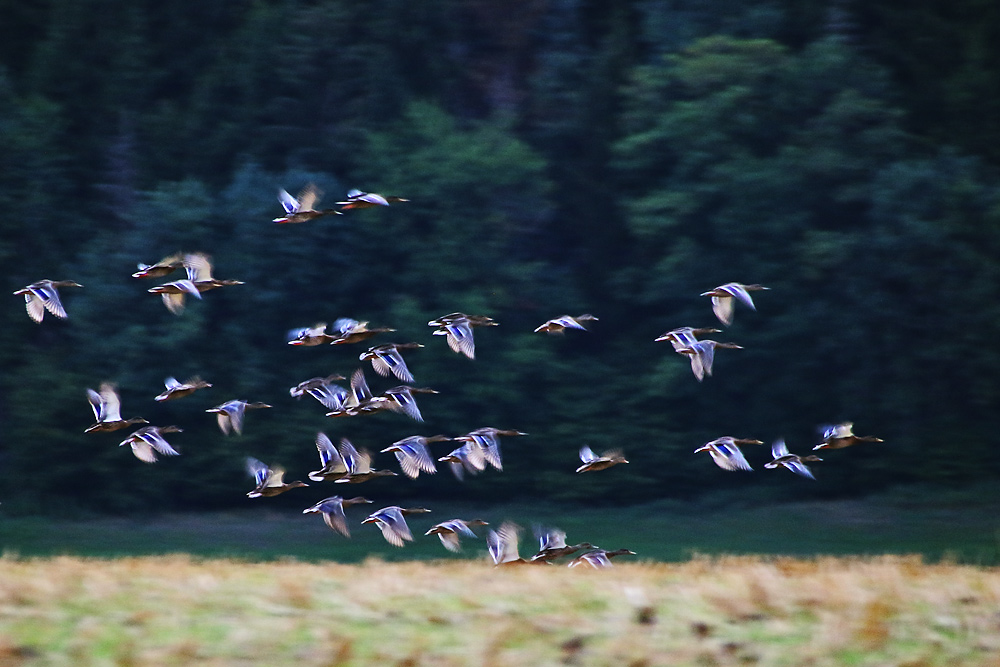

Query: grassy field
left=4, top=493, right=1000, bottom=664
left=2, top=554, right=1000, bottom=665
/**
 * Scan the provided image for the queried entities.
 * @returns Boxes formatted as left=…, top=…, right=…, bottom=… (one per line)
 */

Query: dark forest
left=2, top=0, right=998, bottom=514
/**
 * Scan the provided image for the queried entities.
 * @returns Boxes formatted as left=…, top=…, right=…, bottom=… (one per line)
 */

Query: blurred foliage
left=1, top=0, right=999, bottom=514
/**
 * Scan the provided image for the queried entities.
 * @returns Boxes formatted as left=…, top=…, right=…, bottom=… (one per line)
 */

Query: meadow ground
left=3, top=492, right=1000, bottom=664
left=2, top=555, right=1000, bottom=666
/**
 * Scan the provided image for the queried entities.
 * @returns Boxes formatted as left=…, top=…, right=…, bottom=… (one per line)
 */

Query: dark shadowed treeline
left=1, top=0, right=998, bottom=514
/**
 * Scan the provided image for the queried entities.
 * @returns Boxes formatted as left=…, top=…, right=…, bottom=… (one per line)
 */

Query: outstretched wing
left=129, top=439, right=159, bottom=463
left=771, top=438, right=790, bottom=459
left=321, top=502, right=350, bottom=537
left=23, top=291, right=46, bottom=322
left=384, top=388, right=424, bottom=422
left=137, top=429, right=180, bottom=457
left=370, top=348, right=414, bottom=383
left=372, top=508, right=412, bottom=547
left=98, top=384, right=123, bottom=422
left=246, top=457, right=270, bottom=487
left=443, top=320, right=476, bottom=359
left=783, top=459, right=816, bottom=480
left=278, top=189, right=300, bottom=214
left=711, top=296, right=734, bottom=326
left=297, top=183, right=322, bottom=211
left=35, top=284, right=69, bottom=319
left=87, top=388, right=105, bottom=421
left=722, top=283, right=756, bottom=310
left=711, top=443, right=752, bottom=472
left=315, top=432, right=345, bottom=469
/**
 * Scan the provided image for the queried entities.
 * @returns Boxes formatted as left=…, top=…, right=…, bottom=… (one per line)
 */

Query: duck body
left=382, top=385, right=438, bottom=422
left=530, top=526, right=596, bottom=563
left=333, top=438, right=398, bottom=483
left=155, top=376, right=212, bottom=402
left=487, top=522, right=531, bottom=566
left=700, top=282, right=770, bottom=326
left=655, top=326, right=721, bottom=351
left=308, top=432, right=350, bottom=482
left=813, top=422, right=884, bottom=450
left=302, top=495, right=372, bottom=536
left=335, top=189, right=409, bottom=211
left=183, top=252, right=244, bottom=294
left=576, top=446, right=629, bottom=473
left=148, top=253, right=241, bottom=313
left=438, top=442, right=487, bottom=481
left=328, top=318, right=396, bottom=345
left=290, top=375, right=348, bottom=411
left=676, top=340, right=742, bottom=381
left=85, top=383, right=148, bottom=433
left=119, top=425, right=182, bottom=463
left=246, top=457, right=308, bottom=498
left=325, top=368, right=391, bottom=418
left=288, top=323, right=336, bottom=346
left=428, top=313, right=497, bottom=360
left=206, top=399, right=271, bottom=435
left=765, top=438, right=821, bottom=479
left=148, top=279, right=201, bottom=314
left=568, top=548, right=636, bottom=569
left=425, top=519, right=488, bottom=552
left=273, top=184, right=341, bottom=223
left=132, top=253, right=185, bottom=279
left=453, top=427, right=526, bottom=473
left=380, top=435, right=447, bottom=478
left=534, top=314, right=598, bottom=334
left=694, top=436, right=761, bottom=472
left=362, top=506, right=431, bottom=547
left=359, top=342, right=423, bottom=383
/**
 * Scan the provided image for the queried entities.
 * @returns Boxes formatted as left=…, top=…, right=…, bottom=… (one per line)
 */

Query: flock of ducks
left=14, top=185, right=884, bottom=568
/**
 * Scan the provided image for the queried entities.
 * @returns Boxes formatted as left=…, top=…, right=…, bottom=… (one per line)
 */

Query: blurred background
left=1, top=0, right=998, bottom=521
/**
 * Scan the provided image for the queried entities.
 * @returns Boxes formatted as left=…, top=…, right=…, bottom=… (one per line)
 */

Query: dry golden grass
left=2, top=554, right=1000, bottom=665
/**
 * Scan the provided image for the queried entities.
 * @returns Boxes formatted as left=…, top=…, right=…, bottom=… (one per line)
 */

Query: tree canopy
left=2, top=0, right=999, bottom=514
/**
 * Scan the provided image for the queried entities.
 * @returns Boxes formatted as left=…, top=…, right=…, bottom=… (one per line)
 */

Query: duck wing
left=278, top=189, right=300, bottom=214
left=316, top=432, right=347, bottom=471
left=339, top=439, right=372, bottom=474
left=36, top=283, right=69, bottom=319
left=183, top=253, right=214, bottom=283
left=321, top=502, right=350, bottom=536
left=402, top=442, right=437, bottom=477
left=783, top=459, right=816, bottom=480
left=22, top=290, right=46, bottom=322
left=297, top=183, right=321, bottom=211
left=246, top=457, right=270, bottom=488
left=373, top=507, right=412, bottom=546
left=225, top=402, right=246, bottom=435
left=710, top=295, right=734, bottom=326
left=369, top=347, right=414, bottom=383
left=442, top=320, right=476, bottom=359
left=87, top=388, right=106, bottom=422
left=99, top=384, right=123, bottom=422
left=722, top=283, right=756, bottom=310
left=136, top=428, right=180, bottom=457
left=383, top=387, right=425, bottom=422
left=711, top=443, right=753, bottom=472
left=771, top=439, right=790, bottom=459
